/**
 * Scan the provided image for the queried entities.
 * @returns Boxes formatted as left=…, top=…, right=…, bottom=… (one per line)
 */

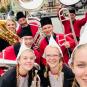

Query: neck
left=19, top=66, right=28, bottom=77
left=50, top=66, right=59, bottom=75
left=50, top=62, right=62, bottom=75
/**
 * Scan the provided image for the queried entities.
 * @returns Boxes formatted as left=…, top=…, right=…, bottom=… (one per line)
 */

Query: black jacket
left=39, top=64, right=74, bottom=87
left=0, top=38, right=9, bottom=51
left=0, top=67, right=36, bottom=87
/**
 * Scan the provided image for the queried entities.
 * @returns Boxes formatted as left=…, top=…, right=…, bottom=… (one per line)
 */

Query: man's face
left=42, top=24, right=53, bottom=36
left=18, top=17, right=28, bottom=27
left=21, top=36, right=34, bottom=48
left=70, top=13, right=76, bottom=21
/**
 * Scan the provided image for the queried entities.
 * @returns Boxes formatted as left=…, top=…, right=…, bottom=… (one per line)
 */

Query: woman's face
left=42, top=24, right=53, bottom=36
left=45, top=46, right=61, bottom=69
left=18, top=50, right=35, bottom=72
left=6, top=20, right=16, bottom=33
left=72, top=46, right=87, bottom=87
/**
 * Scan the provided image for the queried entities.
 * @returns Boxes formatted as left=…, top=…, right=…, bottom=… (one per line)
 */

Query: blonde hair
left=71, top=43, right=87, bottom=65
left=16, top=48, right=36, bottom=87
left=5, top=19, right=17, bottom=27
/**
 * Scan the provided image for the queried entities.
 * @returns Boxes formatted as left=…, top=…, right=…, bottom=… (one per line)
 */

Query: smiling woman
left=39, top=35, right=74, bottom=87
left=0, top=45, right=39, bottom=87
left=70, top=43, right=87, bottom=87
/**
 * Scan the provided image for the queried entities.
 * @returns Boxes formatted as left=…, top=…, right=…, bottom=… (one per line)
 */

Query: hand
left=62, top=41, right=70, bottom=48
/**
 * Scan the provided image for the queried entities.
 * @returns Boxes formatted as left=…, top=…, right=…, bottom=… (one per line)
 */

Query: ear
left=19, top=38, right=23, bottom=43
left=17, top=58, right=21, bottom=65
left=70, top=64, right=75, bottom=74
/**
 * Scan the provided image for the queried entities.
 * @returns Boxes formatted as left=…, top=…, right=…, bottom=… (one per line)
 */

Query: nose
left=27, top=58, right=31, bottom=62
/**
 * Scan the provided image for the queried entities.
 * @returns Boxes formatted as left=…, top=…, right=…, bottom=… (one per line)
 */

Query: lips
left=45, top=31, right=51, bottom=34
left=25, top=63, right=33, bottom=66
left=49, top=61, right=56, bottom=65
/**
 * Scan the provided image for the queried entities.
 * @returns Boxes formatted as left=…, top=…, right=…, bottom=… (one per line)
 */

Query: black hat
left=16, top=11, right=26, bottom=21
left=18, top=25, right=32, bottom=38
left=40, top=17, right=52, bottom=27
left=69, top=9, right=75, bottom=14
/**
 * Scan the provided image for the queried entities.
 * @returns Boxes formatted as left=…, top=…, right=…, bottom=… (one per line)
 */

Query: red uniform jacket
left=0, top=43, right=41, bottom=64
left=0, top=43, right=41, bottom=76
left=39, top=33, right=75, bottom=64
left=17, top=23, right=38, bottom=38
left=62, top=13, right=87, bottom=39
left=0, top=68, right=4, bottom=76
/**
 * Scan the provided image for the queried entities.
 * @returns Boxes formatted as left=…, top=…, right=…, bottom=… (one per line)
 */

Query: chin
left=26, top=68, right=32, bottom=71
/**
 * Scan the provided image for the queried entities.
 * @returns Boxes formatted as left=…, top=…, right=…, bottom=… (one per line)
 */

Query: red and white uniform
left=39, top=33, right=76, bottom=64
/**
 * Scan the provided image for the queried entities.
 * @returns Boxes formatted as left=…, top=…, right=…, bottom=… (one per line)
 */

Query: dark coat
left=39, top=64, right=74, bottom=87
left=0, top=67, right=36, bottom=87
left=0, top=38, right=10, bottom=51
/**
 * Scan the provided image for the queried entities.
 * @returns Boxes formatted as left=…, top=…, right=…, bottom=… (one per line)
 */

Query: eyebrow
left=76, top=61, right=87, bottom=64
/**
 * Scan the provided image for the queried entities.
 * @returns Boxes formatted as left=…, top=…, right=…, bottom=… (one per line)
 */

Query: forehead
left=21, top=50, right=34, bottom=57
left=22, top=36, right=33, bottom=39
left=70, top=13, right=75, bottom=15
left=45, top=46, right=59, bottom=54
left=18, top=17, right=26, bottom=21
left=74, top=46, right=87, bottom=62
left=42, top=24, right=52, bottom=29
left=6, top=20, right=15, bottom=24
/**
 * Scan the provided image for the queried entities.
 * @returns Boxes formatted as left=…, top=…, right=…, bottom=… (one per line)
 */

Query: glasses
left=46, top=54, right=60, bottom=58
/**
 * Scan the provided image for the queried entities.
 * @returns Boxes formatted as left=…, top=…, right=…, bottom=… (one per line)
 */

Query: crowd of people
left=0, top=7, right=87, bottom=87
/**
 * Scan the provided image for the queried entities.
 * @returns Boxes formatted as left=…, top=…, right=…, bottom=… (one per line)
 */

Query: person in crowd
left=70, top=43, right=87, bottom=87
left=39, top=17, right=76, bottom=64
left=39, top=35, right=74, bottom=87
left=0, top=19, right=17, bottom=51
left=5, top=19, right=17, bottom=33
left=70, top=28, right=87, bottom=87
left=0, top=26, right=41, bottom=76
left=57, top=8, right=87, bottom=41
left=0, top=46, right=39, bottom=87
left=0, top=26, right=41, bottom=64
left=16, top=11, right=38, bottom=37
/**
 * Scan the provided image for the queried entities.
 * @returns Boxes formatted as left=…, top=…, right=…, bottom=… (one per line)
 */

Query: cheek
left=43, top=28, right=52, bottom=33
left=73, top=67, right=84, bottom=79
left=47, top=57, right=59, bottom=63
left=18, top=60, right=25, bottom=65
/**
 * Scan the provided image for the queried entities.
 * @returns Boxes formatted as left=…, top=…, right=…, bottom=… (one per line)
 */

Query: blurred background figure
left=57, top=8, right=87, bottom=42
left=0, top=18, right=18, bottom=51
left=16, top=11, right=38, bottom=38
left=39, top=17, right=75, bottom=64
